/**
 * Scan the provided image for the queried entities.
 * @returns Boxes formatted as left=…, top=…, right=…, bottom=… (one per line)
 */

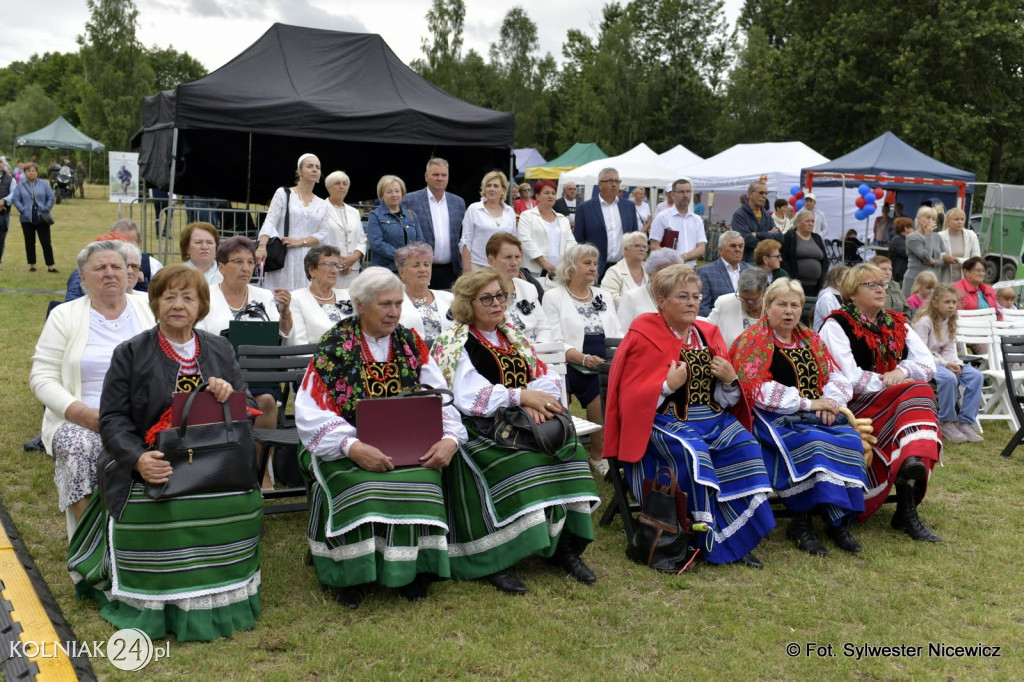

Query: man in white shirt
left=697, top=231, right=750, bottom=317
left=401, top=158, right=467, bottom=289
left=804, top=193, right=830, bottom=240
left=553, top=182, right=579, bottom=227
left=649, top=179, right=706, bottom=265
left=573, top=167, right=639, bottom=276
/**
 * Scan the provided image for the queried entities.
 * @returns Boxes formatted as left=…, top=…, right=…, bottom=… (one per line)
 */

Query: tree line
left=413, top=0, right=1024, bottom=185
left=3, top=0, right=1021, bottom=187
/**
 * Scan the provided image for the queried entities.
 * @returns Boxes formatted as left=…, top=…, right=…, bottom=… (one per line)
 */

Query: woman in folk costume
left=731, top=278, right=869, bottom=557
left=818, top=263, right=942, bottom=542
left=295, top=267, right=467, bottom=609
left=603, top=265, right=775, bottom=568
left=432, top=268, right=600, bottom=595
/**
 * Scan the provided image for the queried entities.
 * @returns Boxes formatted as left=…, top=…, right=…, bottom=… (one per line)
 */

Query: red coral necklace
left=158, top=329, right=200, bottom=374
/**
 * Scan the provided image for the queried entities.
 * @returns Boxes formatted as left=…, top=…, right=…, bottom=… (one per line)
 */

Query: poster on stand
left=109, top=152, right=139, bottom=203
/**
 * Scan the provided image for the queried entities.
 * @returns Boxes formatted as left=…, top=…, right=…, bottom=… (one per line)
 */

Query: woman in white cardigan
left=485, top=232, right=560, bottom=345
left=517, top=179, right=576, bottom=290
left=600, top=231, right=650, bottom=309
left=938, top=208, right=980, bottom=284
left=396, top=241, right=454, bottom=348
left=616, top=248, right=684, bottom=330
left=707, top=267, right=769, bottom=348
left=321, top=170, right=365, bottom=288
left=29, top=240, right=155, bottom=534
left=542, top=243, right=624, bottom=476
left=289, top=245, right=354, bottom=345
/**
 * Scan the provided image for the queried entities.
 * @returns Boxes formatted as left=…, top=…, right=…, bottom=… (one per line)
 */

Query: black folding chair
left=998, top=335, right=1024, bottom=458
left=595, top=337, right=639, bottom=541
left=237, top=343, right=317, bottom=514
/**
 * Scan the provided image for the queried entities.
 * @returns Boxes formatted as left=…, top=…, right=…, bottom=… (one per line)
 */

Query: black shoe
left=825, top=524, right=863, bottom=554
left=786, top=513, right=828, bottom=556
left=397, top=575, right=429, bottom=603
left=334, top=584, right=365, bottom=610
left=891, top=482, right=941, bottom=542
left=897, top=456, right=927, bottom=485
left=487, top=568, right=527, bottom=595
left=738, top=552, right=763, bottom=569
left=552, top=533, right=597, bottom=584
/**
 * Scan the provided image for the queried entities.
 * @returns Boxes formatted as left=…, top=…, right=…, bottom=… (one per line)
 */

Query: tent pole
left=165, top=128, right=179, bottom=252
left=245, top=133, right=252, bottom=209
left=508, top=150, right=515, bottom=204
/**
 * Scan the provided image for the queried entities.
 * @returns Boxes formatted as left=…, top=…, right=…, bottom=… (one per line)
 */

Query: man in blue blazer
left=401, top=158, right=467, bottom=289
left=573, top=167, right=638, bottom=276
left=698, top=230, right=751, bottom=317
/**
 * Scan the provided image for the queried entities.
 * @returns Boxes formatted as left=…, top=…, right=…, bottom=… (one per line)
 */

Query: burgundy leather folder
left=171, top=391, right=248, bottom=427
left=355, top=396, right=443, bottom=467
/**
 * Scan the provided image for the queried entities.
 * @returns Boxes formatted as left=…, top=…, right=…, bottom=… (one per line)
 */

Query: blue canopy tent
left=802, top=131, right=976, bottom=215
left=513, top=148, right=546, bottom=179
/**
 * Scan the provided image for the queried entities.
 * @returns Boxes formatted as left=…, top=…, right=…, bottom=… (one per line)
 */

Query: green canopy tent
left=524, top=142, right=607, bottom=180
left=14, top=115, right=105, bottom=181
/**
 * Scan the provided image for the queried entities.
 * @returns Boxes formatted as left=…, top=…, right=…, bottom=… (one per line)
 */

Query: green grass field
left=1, top=192, right=1022, bottom=680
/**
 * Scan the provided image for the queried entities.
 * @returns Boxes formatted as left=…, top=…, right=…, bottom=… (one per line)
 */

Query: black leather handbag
left=263, top=187, right=290, bottom=272
left=488, top=405, right=576, bottom=460
left=148, top=384, right=259, bottom=500
left=626, top=467, right=698, bottom=572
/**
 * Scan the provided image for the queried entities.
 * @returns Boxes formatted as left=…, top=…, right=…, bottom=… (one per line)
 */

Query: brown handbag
left=626, top=467, right=697, bottom=572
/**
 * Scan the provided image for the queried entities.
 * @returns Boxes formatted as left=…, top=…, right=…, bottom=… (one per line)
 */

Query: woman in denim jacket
left=365, top=175, right=424, bottom=272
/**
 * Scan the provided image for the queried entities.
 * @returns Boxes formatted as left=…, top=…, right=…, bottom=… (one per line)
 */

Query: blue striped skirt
left=625, top=405, right=775, bottom=564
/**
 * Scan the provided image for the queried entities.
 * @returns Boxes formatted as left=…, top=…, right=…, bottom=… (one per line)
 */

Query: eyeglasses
left=736, top=293, right=762, bottom=305
left=755, top=191, right=768, bottom=195
left=767, top=253, right=781, bottom=259
left=858, top=281, right=885, bottom=290
left=319, top=262, right=342, bottom=271
left=599, top=179, right=621, bottom=185
left=475, top=291, right=509, bottom=307
left=127, top=263, right=142, bottom=272
left=969, top=267, right=986, bottom=274
left=228, top=259, right=256, bottom=269
left=673, top=293, right=702, bottom=303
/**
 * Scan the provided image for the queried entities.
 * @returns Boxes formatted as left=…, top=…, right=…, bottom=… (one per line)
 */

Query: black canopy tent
left=135, top=23, right=515, bottom=205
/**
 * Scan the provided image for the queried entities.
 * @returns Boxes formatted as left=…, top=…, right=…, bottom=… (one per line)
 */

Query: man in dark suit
left=401, top=158, right=467, bottom=289
left=573, top=167, right=638, bottom=276
left=553, top=181, right=580, bottom=227
left=698, top=230, right=751, bottom=317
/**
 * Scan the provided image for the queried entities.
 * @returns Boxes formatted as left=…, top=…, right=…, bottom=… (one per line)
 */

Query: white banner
left=109, top=152, right=139, bottom=203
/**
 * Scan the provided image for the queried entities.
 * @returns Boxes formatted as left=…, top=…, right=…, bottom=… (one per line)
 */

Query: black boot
left=898, top=456, right=928, bottom=485
left=786, top=512, right=828, bottom=556
left=397, top=574, right=429, bottom=602
left=486, top=568, right=527, bottom=595
left=891, top=481, right=941, bottom=542
left=825, top=523, right=863, bottom=554
left=334, top=584, right=365, bottom=610
left=551, top=533, right=597, bottom=584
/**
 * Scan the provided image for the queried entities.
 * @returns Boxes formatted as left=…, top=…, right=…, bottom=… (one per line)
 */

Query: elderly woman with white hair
left=320, top=170, right=365, bottom=287
left=295, top=266, right=467, bottom=609
left=256, top=153, right=329, bottom=292
left=731, top=278, right=868, bottom=557
left=288, top=245, right=354, bottom=346
left=600, top=231, right=650, bottom=309
left=617, top=247, right=684, bottom=330
left=30, top=239, right=155, bottom=536
left=542, top=243, right=624, bottom=476
left=366, top=175, right=424, bottom=273
left=708, top=267, right=768, bottom=347
left=396, top=241, right=454, bottom=348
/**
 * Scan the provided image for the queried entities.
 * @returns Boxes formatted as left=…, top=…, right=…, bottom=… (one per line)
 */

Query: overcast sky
left=3, top=0, right=743, bottom=74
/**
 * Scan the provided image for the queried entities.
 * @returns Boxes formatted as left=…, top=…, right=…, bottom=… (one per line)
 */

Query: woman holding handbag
left=10, top=161, right=58, bottom=272
left=256, top=153, right=328, bottom=291
left=432, top=269, right=600, bottom=595
left=68, top=264, right=263, bottom=641
left=731, top=278, right=869, bottom=557
left=603, top=265, right=775, bottom=569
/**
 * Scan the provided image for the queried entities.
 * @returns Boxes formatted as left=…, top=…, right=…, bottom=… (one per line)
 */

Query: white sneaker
left=957, top=423, right=985, bottom=443
left=589, top=458, right=609, bottom=478
left=941, top=422, right=967, bottom=444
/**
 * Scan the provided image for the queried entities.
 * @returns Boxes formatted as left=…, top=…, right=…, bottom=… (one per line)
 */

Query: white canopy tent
left=659, top=144, right=703, bottom=175
left=683, top=141, right=856, bottom=241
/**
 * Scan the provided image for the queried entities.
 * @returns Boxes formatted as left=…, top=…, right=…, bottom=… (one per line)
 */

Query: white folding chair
left=533, top=341, right=603, bottom=437
left=978, top=320, right=1024, bottom=431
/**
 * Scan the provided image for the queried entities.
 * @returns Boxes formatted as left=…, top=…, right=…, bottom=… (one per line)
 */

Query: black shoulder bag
left=264, top=187, right=290, bottom=272
left=626, top=467, right=699, bottom=572
left=148, top=382, right=259, bottom=499
left=473, top=404, right=576, bottom=460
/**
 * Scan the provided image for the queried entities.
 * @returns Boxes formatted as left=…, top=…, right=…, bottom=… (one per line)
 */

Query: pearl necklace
left=310, top=287, right=335, bottom=303
left=567, top=286, right=592, bottom=302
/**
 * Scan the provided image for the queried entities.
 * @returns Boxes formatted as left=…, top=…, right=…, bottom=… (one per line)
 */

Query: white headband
left=297, top=153, right=318, bottom=169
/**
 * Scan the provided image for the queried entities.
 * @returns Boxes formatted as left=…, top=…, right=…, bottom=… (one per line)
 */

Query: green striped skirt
left=67, top=484, right=263, bottom=642
left=299, top=446, right=450, bottom=588
left=444, top=422, right=601, bottom=580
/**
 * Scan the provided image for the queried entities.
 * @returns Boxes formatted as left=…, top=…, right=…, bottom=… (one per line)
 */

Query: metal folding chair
left=998, top=335, right=1024, bottom=457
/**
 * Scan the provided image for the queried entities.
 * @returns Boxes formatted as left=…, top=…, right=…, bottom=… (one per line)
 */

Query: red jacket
left=954, top=277, right=1000, bottom=318
left=603, top=315, right=750, bottom=463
